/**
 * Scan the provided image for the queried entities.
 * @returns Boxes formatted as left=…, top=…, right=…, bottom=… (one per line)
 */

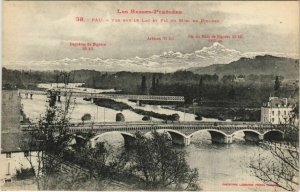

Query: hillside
left=186, top=55, right=299, bottom=79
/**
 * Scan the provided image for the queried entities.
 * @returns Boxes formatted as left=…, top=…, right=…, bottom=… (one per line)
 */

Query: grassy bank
left=93, top=98, right=179, bottom=121
left=93, top=98, right=260, bottom=122
left=132, top=108, right=179, bottom=121
left=93, top=98, right=132, bottom=111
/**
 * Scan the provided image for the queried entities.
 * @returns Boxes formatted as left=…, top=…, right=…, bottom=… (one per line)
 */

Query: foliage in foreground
left=21, top=92, right=76, bottom=190
left=249, top=124, right=299, bottom=191
left=123, top=131, right=199, bottom=190
left=22, top=90, right=199, bottom=190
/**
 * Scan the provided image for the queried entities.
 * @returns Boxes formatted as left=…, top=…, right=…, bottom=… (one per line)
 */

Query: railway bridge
left=18, top=89, right=185, bottom=103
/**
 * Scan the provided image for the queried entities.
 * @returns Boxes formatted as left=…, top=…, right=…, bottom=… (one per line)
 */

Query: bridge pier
left=224, top=135, right=233, bottom=144
left=30, top=93, right=33, bottom=99
left=184, top=137, right=191, bottom=146
left=209, top=131, right=232, bottom=144
left=168, top=132, right=190, bottom=146
left=244, top=131, right=263, bottom=143
left=136, top=100, right=142, bottom=106
left=171, top=136, right=190, bottom=146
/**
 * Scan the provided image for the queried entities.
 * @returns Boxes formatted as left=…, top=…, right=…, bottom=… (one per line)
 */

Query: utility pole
left=97, top=106, right=99, bottom=122
left=192, top=98, right=196, bottom=116
left=103, top=108, right=106, bottom=123
left=183, top=104, right=186, bottom=121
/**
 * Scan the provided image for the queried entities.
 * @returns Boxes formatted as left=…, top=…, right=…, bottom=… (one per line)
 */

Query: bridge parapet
left=21, top=121, right=287, bottom=134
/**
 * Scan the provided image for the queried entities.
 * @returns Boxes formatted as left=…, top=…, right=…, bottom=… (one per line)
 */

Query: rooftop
left=263, top=97, right=297, bottom=108
left=2, top=90, right=21, bottom=132
left=1, top=132, right=31, bottom=153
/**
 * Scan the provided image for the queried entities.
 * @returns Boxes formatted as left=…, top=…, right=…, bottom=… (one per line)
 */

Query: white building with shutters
left=261, top=97, right=297, bottom=124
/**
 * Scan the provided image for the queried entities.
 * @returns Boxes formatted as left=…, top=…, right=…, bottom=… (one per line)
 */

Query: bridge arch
left=145, top=129, right=189, bottom=146
left=189, top=129, right=228, bottom=137
left=263, top=130, right=284, bottom=141
left=231, top=129, right=261, bottom=136
left=189, top=129, right=232, bottom=144
left=231, top=129, right=263, bottom=142
left=90, top=131, right=136, bottom=148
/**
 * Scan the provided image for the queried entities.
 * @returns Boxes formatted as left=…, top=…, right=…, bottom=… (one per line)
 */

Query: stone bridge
left=59, top=121, right=288, bottom=147
left=18, top=89, right=185, bottom=103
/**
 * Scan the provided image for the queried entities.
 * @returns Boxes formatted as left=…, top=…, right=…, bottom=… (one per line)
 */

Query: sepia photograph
left=1, top=1, right=299, bottom=191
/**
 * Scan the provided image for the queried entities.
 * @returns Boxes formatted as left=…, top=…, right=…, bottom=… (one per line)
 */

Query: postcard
left=1, top=1, right=299, bottom=191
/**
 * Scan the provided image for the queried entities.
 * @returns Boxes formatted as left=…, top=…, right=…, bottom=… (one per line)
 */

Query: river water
left=95, top=132, right=278, bottom=191
left=21, top=84, right=278, bottom=191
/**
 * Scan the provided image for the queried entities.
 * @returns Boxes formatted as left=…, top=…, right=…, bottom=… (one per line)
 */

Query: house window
left=272, top=111, right=274, bottom=116
left=6, top=152, right=11, bottom=158
left=278, top=111, right=281, bottom=115
left=284, top=111, right=286, bottom=115
left=272, top=118, right=275, bottom=122
left=4, top=179, right=11, bottom=183
left=24, top=151, right=29, bottom=157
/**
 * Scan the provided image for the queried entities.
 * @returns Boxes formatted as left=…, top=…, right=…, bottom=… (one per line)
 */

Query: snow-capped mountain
left=5, top=43, right=298, bottom=72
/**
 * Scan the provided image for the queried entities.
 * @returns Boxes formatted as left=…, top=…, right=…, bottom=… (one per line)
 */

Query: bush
left=116, top=113, right=125, bottom=122
left=16, top=167, right=35, bottom=180
left=195, top=113, right=202, bottom=121
left=126, top=131, right=199, bottom=190
left=142, top=115, right=151, bottom=121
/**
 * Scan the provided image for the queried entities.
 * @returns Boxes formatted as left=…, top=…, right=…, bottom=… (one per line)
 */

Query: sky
left=3, top=1, right=299, bottom=70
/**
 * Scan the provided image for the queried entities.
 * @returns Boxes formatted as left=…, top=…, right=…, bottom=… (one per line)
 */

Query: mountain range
left=6, top=42, right=299, bottom=74
left=186, top=55, right=299, bottom=79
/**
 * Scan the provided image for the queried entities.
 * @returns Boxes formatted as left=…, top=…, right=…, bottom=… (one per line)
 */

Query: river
left=21, top=83, right=278, bottom=191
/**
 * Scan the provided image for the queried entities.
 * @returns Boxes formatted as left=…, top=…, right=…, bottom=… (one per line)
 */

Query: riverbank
left=93, top=98, right=132, bottom=111
left=94, top=98, right=180, bottom=121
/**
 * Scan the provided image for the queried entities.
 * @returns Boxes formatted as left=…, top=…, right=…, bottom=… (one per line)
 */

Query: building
left=234, top=76, right=245, bottom=83
left=261, top=97, right=297, bottom=124
left=0, top=132, right=36, bottom=185
left=2, top=90, right=21, bottom=132
left=1, top=91, right=37, bottom=186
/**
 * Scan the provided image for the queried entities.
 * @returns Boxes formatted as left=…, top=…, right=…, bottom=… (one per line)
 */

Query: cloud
left=5, top=42, right=298, bottom=72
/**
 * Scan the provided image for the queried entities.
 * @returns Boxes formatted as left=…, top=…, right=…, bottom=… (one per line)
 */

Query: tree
left=55, top=72, right=60, bottom=88
left=198, top=77, right=204, bottom=100
left=195, top=113, right=202, bottom=121
left=228, top=87, right=236, bottom=100
left=170, top=113, right=180, bottom=122
left=142, top=115, right=151, bottom=121
left=150, top=74, right=156, bottom=94
left=22, top=92, right=76, bottom=190
left=222, top=75, right=235, bottom=83
left=141, top=75, right=147, bottom=95
left=274, top=76, right=281, bottom=96
left=249, top=110, right=299, bottom=191
left=212, top=73, right=219, bottom=81
left=288, top=104, right=299, bottom=125
left=81, top=113, right=92, bottom=124
left=126, top=131, right=199, bottom=190
left=156, top=78, right=160, bottom=91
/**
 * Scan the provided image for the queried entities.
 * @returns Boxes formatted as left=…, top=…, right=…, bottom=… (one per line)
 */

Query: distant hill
left=186, top=55, right=299, bottom=79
